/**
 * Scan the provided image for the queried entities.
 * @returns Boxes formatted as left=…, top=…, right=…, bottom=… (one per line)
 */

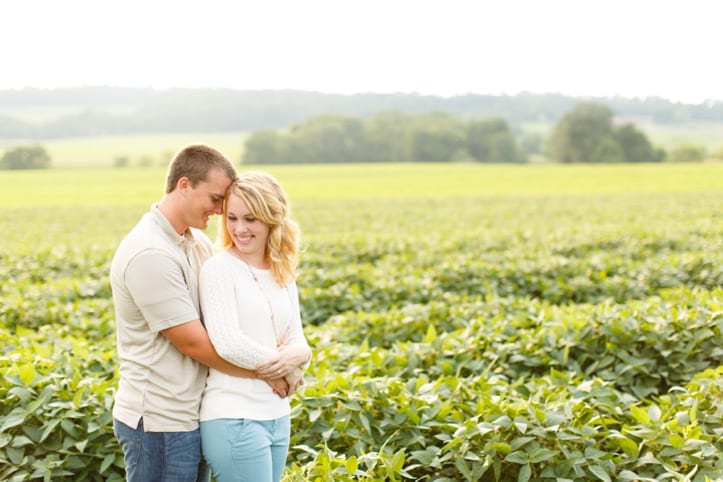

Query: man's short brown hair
left=165, top=144, right=237, bottom=194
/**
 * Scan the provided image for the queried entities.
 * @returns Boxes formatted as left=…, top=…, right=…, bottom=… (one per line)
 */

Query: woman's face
left=226, top=193, right=270, bottom=263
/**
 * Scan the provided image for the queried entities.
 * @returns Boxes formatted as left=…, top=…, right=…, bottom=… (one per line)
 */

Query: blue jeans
left=201, top=416, right=291, bottom=482
left=113, top=418, right=210, bottom=482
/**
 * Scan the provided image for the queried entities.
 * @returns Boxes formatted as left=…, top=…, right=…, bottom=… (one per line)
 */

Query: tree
left=365, top=111, right=409, bottom=162
left=287, top=115, right=366, bottom=163
left=668, top=144, right=706, bottom=162
left=0, top=145, right=51, bottom=169
left=614, top=123, right=660, bottom=162
left=549, top=103, right=619, bottom=163
left=113, top=155, right=129, bottom=167
left=549, top=103, right=660, bottom=163
left=467, top=119, right=524, bottom=162
left=241, top=112, right=526, bottom=164
left=406, top=114, right=465, bottom=162
left=243, top=129, right=286, bottom=164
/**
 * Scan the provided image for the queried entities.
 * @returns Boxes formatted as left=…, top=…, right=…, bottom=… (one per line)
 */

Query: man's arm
left=161, top=320, right=289, bottom=397
left=162, top=319, right=257, bottom=378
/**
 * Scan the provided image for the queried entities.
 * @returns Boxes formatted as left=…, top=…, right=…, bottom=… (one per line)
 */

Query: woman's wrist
left=298, top=349, right=311, bottom=369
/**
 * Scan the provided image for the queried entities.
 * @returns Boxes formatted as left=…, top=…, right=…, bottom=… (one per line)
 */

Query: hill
left=2, top=87, right=723, bottom=140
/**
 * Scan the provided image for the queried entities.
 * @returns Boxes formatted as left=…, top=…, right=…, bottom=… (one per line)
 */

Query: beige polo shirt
left=110, top=204, right=213, bottom=432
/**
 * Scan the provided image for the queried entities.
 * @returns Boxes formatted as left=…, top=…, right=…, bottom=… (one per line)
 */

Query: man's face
left=184, top=168, right=233, bottom=230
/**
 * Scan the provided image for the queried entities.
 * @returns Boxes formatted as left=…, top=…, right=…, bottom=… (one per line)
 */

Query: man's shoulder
left=112, top=217, right=176, bottom=269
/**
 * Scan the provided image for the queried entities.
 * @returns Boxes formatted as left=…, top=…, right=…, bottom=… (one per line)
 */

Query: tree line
left=244, top=112, right=525, bottom=164
left=2, top=102, right=715, bottom=169
left=242, top=103, right=671, bottom=165
left=2, top=87, right=723, bottom=140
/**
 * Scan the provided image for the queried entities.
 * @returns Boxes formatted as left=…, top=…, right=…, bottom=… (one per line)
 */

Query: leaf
left=100, top=453, right=115, bottom=473
left=589, top=465, right=611, bottom=482
left=345, top=455, right=358, bottom=475
left=491, top=442, right=512, bottom=454
left=10, top=436, right=34, bottom=448
left=6, top=446, right=24, bottom=465
left=647, top=404, right=661, bottom=423
left=505, top=451, right=528, bottom=464
left=424, top=324, right=437, bottom=343
left=668, top=433, right=685, bottom=449
left=39, top=419, right=60, bottom=443
left=0, top=408, right=28, bottom=432
left=528, top=448, right=556, bottom=463
left=308, top=408, right=322, bottom=422
left=630, top=406, right=650, bottom=425
left=18, top=364, right=37, bottom=385
left=493, top=415, right=512, bottom=428
left=391, top=448, right=405, bottom=472
left=514, top=421, right=528, bottom=433
left=75, top=439, right=89, bottom=453
left=517, top=464, right=531, bottom=482
left=510, top=436, right=535, bottom=450
left=613, top=435, right=639, bottom=458
left=617, top=470, right=641, bottom=480
left=357, top=411, right=373, bottom=436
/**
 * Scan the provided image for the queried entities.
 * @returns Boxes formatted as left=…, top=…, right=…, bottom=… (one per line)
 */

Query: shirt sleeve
left=124, top=249, right=199, bottom=332
left=285, top=281, right=312, bottom=369
left=199, top=258, right=278, bottom=369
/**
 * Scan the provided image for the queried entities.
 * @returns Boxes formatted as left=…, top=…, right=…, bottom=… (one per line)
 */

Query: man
left=110, top=144, right=287, bottom=481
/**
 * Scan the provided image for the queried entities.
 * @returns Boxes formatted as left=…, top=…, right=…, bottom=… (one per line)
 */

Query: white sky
left=2, top=0, right=722, bottom=104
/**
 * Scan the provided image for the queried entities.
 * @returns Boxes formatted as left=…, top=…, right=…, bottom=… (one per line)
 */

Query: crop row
left=2, top=286, right=721, bottom=480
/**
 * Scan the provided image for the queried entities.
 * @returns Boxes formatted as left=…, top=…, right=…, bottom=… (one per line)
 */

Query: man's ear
left=177, top=176, right=190, bottom=191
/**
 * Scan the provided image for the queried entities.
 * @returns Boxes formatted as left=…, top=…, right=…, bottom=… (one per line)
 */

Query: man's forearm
left=162, top=320, right=257, bottom=378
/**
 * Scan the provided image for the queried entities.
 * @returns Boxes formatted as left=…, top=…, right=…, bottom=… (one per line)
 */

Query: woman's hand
left=256, top=344, right=310, bottom=379
left=285, top=367, right=305, bottom=396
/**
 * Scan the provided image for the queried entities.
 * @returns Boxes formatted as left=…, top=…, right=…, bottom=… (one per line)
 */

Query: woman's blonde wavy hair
left=218, top=171, right=299, bottom=286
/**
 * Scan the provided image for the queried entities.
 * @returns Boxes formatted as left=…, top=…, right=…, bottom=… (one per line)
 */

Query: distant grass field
left=0, top=132, right=248, bottom=168
left=1, top=163, right=721, bottom=208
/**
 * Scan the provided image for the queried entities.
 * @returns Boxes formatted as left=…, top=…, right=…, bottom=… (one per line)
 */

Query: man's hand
left=265, top=376, right=290, bottom=398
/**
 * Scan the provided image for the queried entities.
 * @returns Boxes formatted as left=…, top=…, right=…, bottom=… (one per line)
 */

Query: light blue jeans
left=113, top=417, right=210, bottom=482
left=200, top=416, right=290, bottom=482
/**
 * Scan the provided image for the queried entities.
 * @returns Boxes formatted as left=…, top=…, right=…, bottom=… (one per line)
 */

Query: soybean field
left=1, top=162, right=722, bottom=481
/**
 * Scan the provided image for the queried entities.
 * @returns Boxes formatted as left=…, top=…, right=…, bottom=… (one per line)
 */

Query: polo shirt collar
left=150, top=203, right=197, bottom=248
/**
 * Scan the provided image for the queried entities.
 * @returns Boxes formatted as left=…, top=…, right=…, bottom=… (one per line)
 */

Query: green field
left=0, top=133, right=249, bottom=169
left=1, top=163, right=722, bottom=481
left=1, top=162, right=721, bottom=208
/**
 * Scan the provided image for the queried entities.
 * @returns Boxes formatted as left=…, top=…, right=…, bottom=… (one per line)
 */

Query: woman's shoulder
left=201, top=249, right=236, bottom=275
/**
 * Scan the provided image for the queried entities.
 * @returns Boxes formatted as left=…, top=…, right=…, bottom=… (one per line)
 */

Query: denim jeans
left=113, top=418, right=210, bottom=482
left=200, top=416, right=291, bottom=482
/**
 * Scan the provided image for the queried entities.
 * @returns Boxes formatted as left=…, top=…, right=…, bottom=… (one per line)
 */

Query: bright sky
left=2, top=0, right=721, bottom=104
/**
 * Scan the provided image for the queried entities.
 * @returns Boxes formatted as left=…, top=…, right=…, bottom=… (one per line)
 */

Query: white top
left=199, top=250, right=310, bottom=421
left=110, top=204, right=213, bottom=431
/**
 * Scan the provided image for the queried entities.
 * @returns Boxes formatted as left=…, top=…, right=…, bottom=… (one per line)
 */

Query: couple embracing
left=110, top=144, right=312, bottom=481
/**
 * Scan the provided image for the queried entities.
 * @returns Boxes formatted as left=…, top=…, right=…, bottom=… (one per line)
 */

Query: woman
left=199, top=171, right=312, bottom=482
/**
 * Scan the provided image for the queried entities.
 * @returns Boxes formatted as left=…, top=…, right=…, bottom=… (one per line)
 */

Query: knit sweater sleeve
left=199, top=256, right=278, bottom=369
left=285, top=281, right=312, bottom=369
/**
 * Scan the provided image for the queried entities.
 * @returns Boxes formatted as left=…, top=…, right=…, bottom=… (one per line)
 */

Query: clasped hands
left=256, top=344, right=310, bottom=398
